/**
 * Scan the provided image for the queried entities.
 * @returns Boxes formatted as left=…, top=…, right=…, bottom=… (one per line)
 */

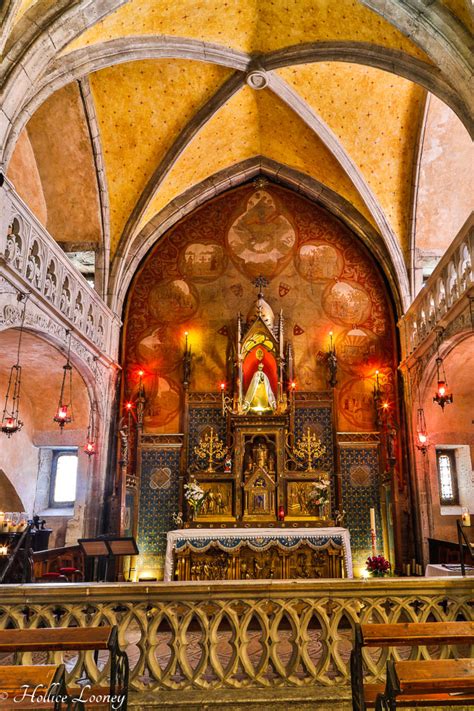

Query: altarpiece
left=169, top=283, right=350, bottom=581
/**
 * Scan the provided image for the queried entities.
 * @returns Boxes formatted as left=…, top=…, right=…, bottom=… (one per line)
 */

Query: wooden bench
left=375, top=658, right=474, bottom=710
left=0, top=626, right=128, bottom=710
left=351, top=621, right=474, bottom=711
left=0, top=663, right=69, bottom=710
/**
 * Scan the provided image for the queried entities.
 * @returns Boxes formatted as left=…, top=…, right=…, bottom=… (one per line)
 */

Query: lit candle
left=461, top=509, right=471, bottom=527
left=375, top=370, right=379, bottom=388
left=185, top=331, right=189, bottom=352
left=329, top=331, right=333, bottom=352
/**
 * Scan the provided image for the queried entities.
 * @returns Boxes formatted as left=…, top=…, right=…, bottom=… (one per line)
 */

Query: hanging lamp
left=84, top=357, right=98, bottom=456
left=433, top=354, right=453, bottom=410
left=1, top=293, right=28, bottom=437
left=53, top=329, right=74, bottom=429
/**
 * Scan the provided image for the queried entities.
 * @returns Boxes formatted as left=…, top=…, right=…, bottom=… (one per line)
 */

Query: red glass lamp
left=433, top=356, right=453, bottom=410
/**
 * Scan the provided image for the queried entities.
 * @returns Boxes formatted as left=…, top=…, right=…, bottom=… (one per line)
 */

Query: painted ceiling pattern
left=124, top=184, right=398, bottom=433
left=4, top=0, right=470, bottom=292
left=63, top=0, right=431, bottom=59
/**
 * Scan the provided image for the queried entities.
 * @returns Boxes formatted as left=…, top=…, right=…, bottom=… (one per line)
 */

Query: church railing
left=0, top=578, right=471, bottom=692
left=0, top=176, right=119, bottom=358
left=399, top=214, right=473, bottom=359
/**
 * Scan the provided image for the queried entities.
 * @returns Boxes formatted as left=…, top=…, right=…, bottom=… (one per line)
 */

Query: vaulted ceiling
left=1, top=0, right=472, bottom=311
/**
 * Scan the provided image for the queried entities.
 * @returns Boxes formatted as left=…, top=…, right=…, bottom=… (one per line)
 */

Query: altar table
left=164, top=527, right=353, bottom=581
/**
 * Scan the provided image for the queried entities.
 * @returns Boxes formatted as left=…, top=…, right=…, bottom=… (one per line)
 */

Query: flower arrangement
left=307, top=477, right=331, bottom=513
left=184, top=478, right=209, bottom=517
left=366, top=555, right=391, bottom=577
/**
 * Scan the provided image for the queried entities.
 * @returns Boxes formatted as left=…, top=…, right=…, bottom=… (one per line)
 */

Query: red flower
left=366, top=555, right=391, bottom=573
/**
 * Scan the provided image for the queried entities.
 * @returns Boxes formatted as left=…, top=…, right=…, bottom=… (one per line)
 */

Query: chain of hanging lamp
left=84, top=356, right=98, bottom=456
left=1, top=292, right=29, bottom=437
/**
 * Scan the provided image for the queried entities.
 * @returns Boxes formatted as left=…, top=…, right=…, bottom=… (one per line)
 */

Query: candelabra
left=292, top=426, right=326, bottom=472
left=194, top=427, right=226, bottom=472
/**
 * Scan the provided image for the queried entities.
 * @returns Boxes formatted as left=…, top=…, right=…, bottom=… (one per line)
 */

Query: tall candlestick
left=370, top=507, right=376, bottom=556
left=185, top=331, right=189, bottom=352
left=329, top=331, right=333, bottom=352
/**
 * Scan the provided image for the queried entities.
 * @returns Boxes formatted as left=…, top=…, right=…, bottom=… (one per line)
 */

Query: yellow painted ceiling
left=136, top=85, right=374, bottom=239
left=277, top=62, right=425, bottom=254
left=64, top=0, right=430, bottom=62
left=89, top=58, right=232, bottom=250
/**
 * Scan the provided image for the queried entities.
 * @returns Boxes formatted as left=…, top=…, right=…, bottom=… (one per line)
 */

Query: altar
left=164, top=527, right=353, bottom=581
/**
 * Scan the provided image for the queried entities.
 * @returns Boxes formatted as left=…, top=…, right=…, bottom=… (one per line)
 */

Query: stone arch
left=0, top=0, right=127, bottom=169
left=109, top=157, right=409, bottom=317
left=2, top=35, right=472, bottom=170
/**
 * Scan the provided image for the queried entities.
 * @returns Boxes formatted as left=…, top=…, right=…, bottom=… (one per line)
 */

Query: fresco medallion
left=322, top=280, right=371, bottom=325
left=137, top=325, right=182, bottom=373
left=227, top=190, right=296, bottom=278
left=178, top=242, right=226, bottom=282
left=144, top=375, right=181, bottom=428
left=148, top=279, right=198, bottom=323
left=296, top=242, right=344, bottom=282
left=336, top=326, right=380, bottom=374
left=338, top=378, right=375, bottom=430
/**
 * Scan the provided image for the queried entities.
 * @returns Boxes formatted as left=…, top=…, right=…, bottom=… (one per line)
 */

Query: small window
left=50, top=451, right=78, bottom=507
left=436, top=450, right=459, bottom=505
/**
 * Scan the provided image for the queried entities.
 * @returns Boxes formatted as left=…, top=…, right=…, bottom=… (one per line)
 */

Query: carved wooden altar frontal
left=174, top=541, right=343, bottom=581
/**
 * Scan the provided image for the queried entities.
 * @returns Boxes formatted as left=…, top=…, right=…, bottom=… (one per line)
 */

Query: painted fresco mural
left=123, top=183, right=397, bottom=433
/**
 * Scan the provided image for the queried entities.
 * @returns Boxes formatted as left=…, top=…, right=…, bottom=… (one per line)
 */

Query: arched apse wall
left=122, top=181, right=399, bottom=434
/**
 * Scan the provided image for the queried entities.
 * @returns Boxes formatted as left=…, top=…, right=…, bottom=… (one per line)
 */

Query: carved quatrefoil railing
left=400, top=215, right=473, bottom=360
left=0, top=177, right=118, bottom=359
left=0, top=579, right=471, bottom=693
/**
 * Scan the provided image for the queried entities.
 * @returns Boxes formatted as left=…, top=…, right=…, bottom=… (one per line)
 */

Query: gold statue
left=243, top=363, right=277, bottom=413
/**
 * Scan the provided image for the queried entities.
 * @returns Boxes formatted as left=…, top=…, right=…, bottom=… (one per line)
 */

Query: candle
left=406, top=563, right=410, bottom=576
left=370, top=508, right=376, bottom=556
left=329, top=331, right=333, bottom=352
left=461, top=508, right=471, bottom=527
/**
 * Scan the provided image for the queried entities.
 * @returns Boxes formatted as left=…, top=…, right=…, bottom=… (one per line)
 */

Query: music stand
left=78, top=537, right=138, bottom=581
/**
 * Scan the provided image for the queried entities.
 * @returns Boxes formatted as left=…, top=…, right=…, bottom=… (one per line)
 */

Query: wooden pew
left=0, top=626, right=128, bottom=710
left=0, top=664, right=69, bottom=710
left=351, top=621, right=474, bottom=711
left=375, top=658, right=474, bottom=709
